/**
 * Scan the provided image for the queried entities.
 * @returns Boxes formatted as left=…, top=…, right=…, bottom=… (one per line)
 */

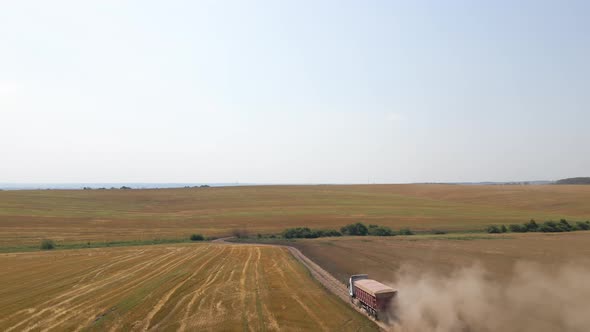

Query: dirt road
left=288, top=246, right=391, bottom=331
left=213, top=238, right=391, bottom=331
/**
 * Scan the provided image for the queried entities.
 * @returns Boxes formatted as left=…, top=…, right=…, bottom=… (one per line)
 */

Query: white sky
left=1, top=1, right=589, bottom=183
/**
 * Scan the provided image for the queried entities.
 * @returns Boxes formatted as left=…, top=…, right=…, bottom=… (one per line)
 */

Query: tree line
left=281, top=222, right=414, bottom=239
left=487, top=219, right=590, bottom=233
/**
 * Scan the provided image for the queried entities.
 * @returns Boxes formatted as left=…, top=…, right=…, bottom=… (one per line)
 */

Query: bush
left=499, top=219, right=589, bottom=233
left=282, top=227, right=318, bottom=239
left=539, top=221, right=558, bottom=232
left=232, top=229, right=249, bottom=239
left=501, top=225, right=508, bottom=233
left=539, top=219, right=572, bottom=232
left=315, top=229, right=342, bottom=237
left=282, top=227, right=341, bottom=239
left=368, top=224, right=394, bottom=236
left=575, top=221, right=590, bottom=230
left=486, top=225, right=502, bottom=234
left=399, top=228, right=414, bottom=235
left=509, top=224, right=527, bottom=232
left=558, top=219, right=573, bottom=231
left=190, top=234, right=205, bottom=241
left=282, top=229, right=295, bottom=239
left=539, top=221, right=565, bottom=232
left=340, top=223, right=369, bottom=236
left=40, top=239, right=56, bottom=250
left=525, top=219, right=539, bottom=232
left=432, top=229, right=447, bottom=235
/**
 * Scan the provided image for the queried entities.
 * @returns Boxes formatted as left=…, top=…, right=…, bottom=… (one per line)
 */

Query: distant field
left=1, top=184, right=589, bottom=248
left=0, top=243, right=376, bottom=331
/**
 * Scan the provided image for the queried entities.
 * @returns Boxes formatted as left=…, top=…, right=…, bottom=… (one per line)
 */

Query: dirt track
left=287, top=246, right=391, bottom=331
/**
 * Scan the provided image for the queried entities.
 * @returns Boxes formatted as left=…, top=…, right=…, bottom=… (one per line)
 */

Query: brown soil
left=289, top=232, right=590, bottom=285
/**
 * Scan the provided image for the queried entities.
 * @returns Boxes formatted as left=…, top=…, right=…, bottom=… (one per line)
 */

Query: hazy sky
left=1, top=1, right=589, bottom=183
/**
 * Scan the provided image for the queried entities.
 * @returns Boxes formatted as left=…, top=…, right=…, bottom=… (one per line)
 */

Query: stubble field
left=1, top=184, right=589, bottom=249
left=2, top=185, right=590, bottom=331
left=0, top=243, right=377, bottom=331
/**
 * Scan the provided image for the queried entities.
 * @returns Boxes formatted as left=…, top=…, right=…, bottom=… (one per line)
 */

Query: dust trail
left=388, top=261, right=590, bottom=332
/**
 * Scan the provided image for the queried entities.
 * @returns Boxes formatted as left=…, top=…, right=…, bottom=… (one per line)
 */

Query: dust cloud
left=388, top=261, right=590, bottom=332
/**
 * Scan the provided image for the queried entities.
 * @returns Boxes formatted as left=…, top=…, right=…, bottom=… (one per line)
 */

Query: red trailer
left=349, top=274, right=396, bottom=319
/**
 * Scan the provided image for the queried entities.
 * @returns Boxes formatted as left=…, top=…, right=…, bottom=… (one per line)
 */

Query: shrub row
left=487, top=219, right=590, bottom=234
left=368, top=224, right=395, bottom=236
left=282, top=227, right=342, bottom=239
left=40, top=239, right=56, bottom=250
left=282, top=223, right=413, bottom=239
left=190, top=234, right=205, bottom=241
left=340, top=222, right=400, bottom=236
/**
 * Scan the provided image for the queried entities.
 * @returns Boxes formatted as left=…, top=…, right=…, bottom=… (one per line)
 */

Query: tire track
left=291, top=294, right=329, bottom=332
left=79, top=247, right=211, bottom=331
left=145, top=245, right=229, bottom=331
left=6, top=250, right=175, bottom=332
left=178, top=247, right=238, bottom=331
left=9, top=247, right=194, bottom=332
left=239, top=248, right=254, bottom=331
left=39, top=249, right=193, bottom=331
left=36, top=248, right=197, bottom=332
left=0, top=250, right=144, bottom=326
left=254, top=247, right=279, bottom=331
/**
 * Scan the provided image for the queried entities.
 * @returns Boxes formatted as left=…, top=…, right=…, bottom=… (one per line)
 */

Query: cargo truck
left=349, top=274, right=396, bottom=320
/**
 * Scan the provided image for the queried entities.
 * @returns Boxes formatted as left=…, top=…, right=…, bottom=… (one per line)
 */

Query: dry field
left=0, top=243, right=377, bottom=331
left=1, top=184, right=589, bottom=248
left=288, top=232, right=590, bottom=331
left=288, top=231, right=590, bottom=284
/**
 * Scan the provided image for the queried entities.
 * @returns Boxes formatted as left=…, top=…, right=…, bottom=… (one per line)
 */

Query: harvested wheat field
left=0, top=243, right=377, bottom=331
left=2, top=184, right=590, bottom=248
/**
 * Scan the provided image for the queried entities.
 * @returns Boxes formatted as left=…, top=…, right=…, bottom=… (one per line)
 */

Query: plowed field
left=0, top=243, right=377, bottom=331
left=289, top=232, right=590, bottom=331
left=289, top=231, right=590, bottom=284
